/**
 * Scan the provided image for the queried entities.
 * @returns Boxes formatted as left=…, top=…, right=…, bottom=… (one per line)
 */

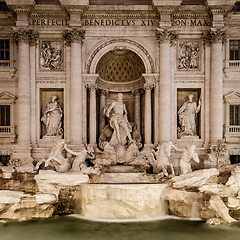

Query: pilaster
left=63, top=29, right=85, bottom=146
left=205, top=28, right=226, bottom=143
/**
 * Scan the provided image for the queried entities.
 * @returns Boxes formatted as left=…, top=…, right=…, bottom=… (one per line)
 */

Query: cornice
left=83, top=13, right=158, bottom=19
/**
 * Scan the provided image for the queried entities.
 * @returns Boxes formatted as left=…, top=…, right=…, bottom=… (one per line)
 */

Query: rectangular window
left=230, top=105, right=240, bottom=125
left=0, top=40, right=10, bottom=61
left=230, top=40, right=240, bottom=60
left=0, top=105, right=10, bottom=126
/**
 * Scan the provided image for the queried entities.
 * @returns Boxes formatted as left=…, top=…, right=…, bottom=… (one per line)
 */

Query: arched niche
left=86, top=38, right=154, bottom=74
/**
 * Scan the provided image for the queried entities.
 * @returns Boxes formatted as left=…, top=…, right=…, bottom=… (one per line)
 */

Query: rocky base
left=165, top=165, right=240, bottom=224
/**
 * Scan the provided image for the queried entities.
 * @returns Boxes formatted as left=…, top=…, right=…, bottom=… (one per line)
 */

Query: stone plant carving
left=178, top=94, right=201, bottom=138
left=41, top=94, right=63, bottom=137
left=40, top=42, right=63, bottom=70
left=35, top=140, right=95, bottom=173
left=178, top=42, right=199, bottom=70
left=208, top=140, right=230, bottom=168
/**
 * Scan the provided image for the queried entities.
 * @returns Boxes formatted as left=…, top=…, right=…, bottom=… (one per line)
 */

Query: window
left=0, top=92, right=16, bottom=142
left=230, top=40, right=240, bottom=60
left=0, top=40, right=9, bottom=61
left=0, top=105, right=10, bottom=126
left=230, top=105, right=240, bottom=125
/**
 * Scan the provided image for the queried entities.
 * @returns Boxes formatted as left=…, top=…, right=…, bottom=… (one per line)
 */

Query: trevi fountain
left=1, top=92, right=240, bottom=240
left=1, top=0, right=240, bottom=239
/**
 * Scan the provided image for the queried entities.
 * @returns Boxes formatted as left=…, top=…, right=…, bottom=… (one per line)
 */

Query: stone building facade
left=0, top=0, right=240, bottom=164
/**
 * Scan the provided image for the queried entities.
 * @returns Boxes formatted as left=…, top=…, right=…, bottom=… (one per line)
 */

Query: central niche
left=96, top=48, right=146, bottom=82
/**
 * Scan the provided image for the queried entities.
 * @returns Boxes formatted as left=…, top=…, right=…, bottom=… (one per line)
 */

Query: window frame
left=0, top=39, right=10, bottom=67
left=0, top=92, right=16, bottom=143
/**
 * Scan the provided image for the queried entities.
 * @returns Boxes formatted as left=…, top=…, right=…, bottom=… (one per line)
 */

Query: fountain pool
left=1, top=216, right=240, bottom=240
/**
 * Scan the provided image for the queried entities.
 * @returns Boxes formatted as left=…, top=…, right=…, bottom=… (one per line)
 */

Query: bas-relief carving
left=40, top=41, right=63, bottom=70
left=177, top=93, right=201, bottom=138
left=178, top=41, right=200, bottom=70
left=41, top=94, right=63, bottom=137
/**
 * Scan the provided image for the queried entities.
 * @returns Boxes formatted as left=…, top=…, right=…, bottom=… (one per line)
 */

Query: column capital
left=13, top=28, right=38, bottom=46
left=132, top=89, right=142, bottom=96
left=203, top=28, right=226, bottom=44
left=143, top=83, right=155, bottom=91
left=156, top=28, right=178, bottom=44
left=87, top=83, right=98, bottom=91
left=63, top=28, right=85, bottom=45
left=98, top=89, right=109, bottom=96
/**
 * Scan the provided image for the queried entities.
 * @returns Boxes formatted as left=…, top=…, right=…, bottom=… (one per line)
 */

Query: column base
left=143, top=143, right=154, bottom=149
left=89, top=142, right=98, bottom=149
left=12, top=145, right=34, bottom=164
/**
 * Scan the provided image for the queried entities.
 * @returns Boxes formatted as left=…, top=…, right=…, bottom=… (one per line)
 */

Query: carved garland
left=86, top=38, right=154, bottom=73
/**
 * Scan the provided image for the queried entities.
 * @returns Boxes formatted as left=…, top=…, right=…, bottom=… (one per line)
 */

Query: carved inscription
left=172, top=19, right=210, bottom=27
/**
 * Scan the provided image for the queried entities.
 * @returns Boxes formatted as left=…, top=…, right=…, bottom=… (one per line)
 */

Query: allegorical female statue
left=41, top=94, right=63, bottom=137
left=178, top=94, right=201, bottom=138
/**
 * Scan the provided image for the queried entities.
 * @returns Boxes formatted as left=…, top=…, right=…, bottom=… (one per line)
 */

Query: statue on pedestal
left=41, top=94, right=63, bottom=137
left=178, top=94, right=201, bottom=138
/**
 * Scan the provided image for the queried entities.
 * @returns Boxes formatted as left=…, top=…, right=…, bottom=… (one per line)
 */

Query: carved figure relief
left=40, top=41, right=63, bottom=70
left=178, top=41, right=200, bottom=70
left=41, top=94, right=63, bottom=137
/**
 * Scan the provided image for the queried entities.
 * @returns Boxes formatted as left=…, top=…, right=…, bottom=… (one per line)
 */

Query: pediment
left=0, top=91, right=16, bottom=100
left=224, top=91, right=240, bottom=102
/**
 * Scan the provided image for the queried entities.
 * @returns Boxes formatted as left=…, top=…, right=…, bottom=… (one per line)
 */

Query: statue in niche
left=178, top=42, right=199, bottom=70
left=40, top=42, right=63, bottom=70
left=41, top=94, right=63, bottom=137
left=177, top=94, right=201, bottom=138
left=104, top=93, right=134, bottom=146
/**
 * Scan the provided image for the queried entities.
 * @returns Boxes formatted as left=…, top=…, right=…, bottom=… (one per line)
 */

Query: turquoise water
left=1, top=216, right=240, bottom=240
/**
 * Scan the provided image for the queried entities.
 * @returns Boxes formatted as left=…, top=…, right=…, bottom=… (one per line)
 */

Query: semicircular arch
left=86, top=38, right=154, bottom=74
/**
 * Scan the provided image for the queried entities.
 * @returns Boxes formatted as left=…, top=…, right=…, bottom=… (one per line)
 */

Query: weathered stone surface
left=168, top=168, right=219, bottom=189
left=164, top=188, right=200, bottom=218
left=34, top=170, right=89, bottom=196
left=77, top=183, right=167, bottom=219
left=99, top=172, right=156, bottom=183
left=0, top=190, right=56, bottom=221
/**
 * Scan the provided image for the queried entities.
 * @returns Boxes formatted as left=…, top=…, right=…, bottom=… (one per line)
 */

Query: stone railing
left=0, top=126, right=16, bottom=142
left=0, top=60, right=10, bottom=67
left=226, top=125, right=240, bottom=134
left=227, top=60, right=240, bottom=68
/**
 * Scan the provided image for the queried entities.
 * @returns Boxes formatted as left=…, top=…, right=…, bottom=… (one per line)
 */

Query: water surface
left=0, top=216, right=240, bottom=240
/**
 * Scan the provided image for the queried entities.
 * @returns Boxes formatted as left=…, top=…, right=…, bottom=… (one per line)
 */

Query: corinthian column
left=132, top=90, right=141, bottom=130
left=144, top=84, right=154, bottom=146
left=99, top=90, right=108, bottom=133
left=157, top=28, right=177, bottom=143
left=208, top=28, right=225, bottom=142
left=64, top=29, right=85, bottom=146
left=14, top=29, right=35, bottom=145
left=88, top=84, right=97, bottom=148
